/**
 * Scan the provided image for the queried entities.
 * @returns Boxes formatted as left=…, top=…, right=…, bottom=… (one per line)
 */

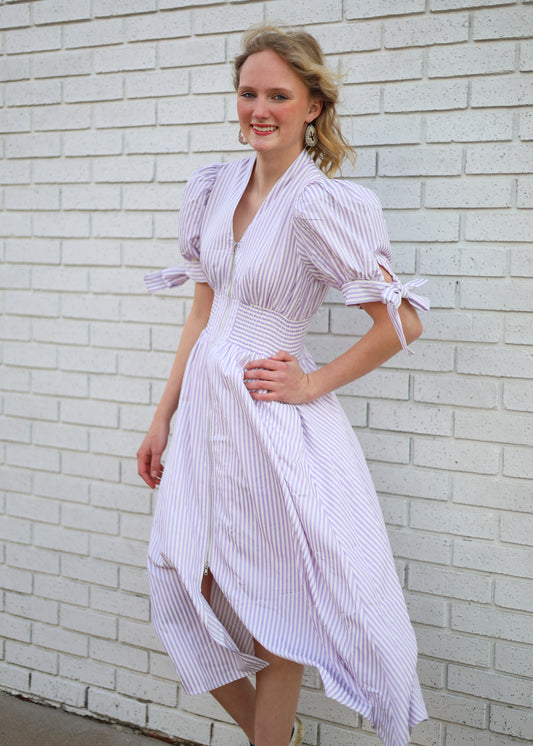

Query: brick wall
left=1, top=1, right=532, bottom=744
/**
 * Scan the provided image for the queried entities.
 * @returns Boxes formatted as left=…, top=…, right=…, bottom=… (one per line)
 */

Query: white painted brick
left=504, top=446, right=533, bottom=480
left=5, top=25, right=61, bottom=54
left=336, top=396, right=367, bottom=428
left=91, top=588, right=149, bottom=622
left=472, top=78, right=533, bottom=109
left=91, top=483, right=151, bottom=515
left=425, top=178, right=511, bottom=208
left=0, top=54, right=30, bottom=81
left=389, top=528, right=451, bottom=564
left=385, top=13, right=469, bottom=48
left=353, top=115, right=421, bottom=146
left=125, top=127, right=188, bottom=155
left=125, top=68, right=189, bottom=99
left=0, top=2, right=31, bottom=29
left=414, top=438, right=499, bottom=475
left=91, top=534, right=147, bottom=569
left=348, top=50, right=424, bottom=86
left=149, top=652, right=177, bottom=681
left=63, top=240, right=121, bottom=266
left=33, top=104, right=91, bottom=132
left=31, top=672, right=87, bottom=708
left=6, top=493, right=59, bottom=524
left=0, top=161, right=30, bottom=185
left=95, top=99, right=156, bottom=129
left=345, top=0, right=425, bottom=18
left=265, top=0, right=342, bottom=25
left=62, top=504, right=119, bottom=535
left=1, top=265, right=30, bottom=290
left=94, top=0, right=156, bottom=16
left=369, top=402, right=451, bottom=436
left=0, top=316, right=31, bottom=343
left=191, top=64, right=234, bottom=95
left=179, top=690, right=232, bottom=723
left=125, top=9, right=191, bottom=41
left=93, top=213, right=153, bottom=239
left=461, top=279, right=531, bottom=314
left=63, top=75, right=123, bottom=104
left=456, top=345, right=533, bottom=379
left=89, top=427, right=141, bottom=459
left=431, top=0, right=514, bottom=8
left=385, top=80, right=468, bottom=112
left=467, top=145, right=532, bottom=178
left=58, top=348, right=116, bottom=375
left=1, top=567, right=32, bottom=595
left=428, top=42, right=515, bottom=78
left=503, top=380, right=533, bottom=413
left=473, top=6, right=533, bottom=41
left=159, top=0, right=218, bottom=6
left=64, top=18, right=123, bottom=49
left=521, top=38, right=533, bottom=71
left=89, top=375, right=150, bottom=404
left=212, top=721, right=249, bottom=746
left=32, top=49, right=91, bottom=78
left=5, top=185, right=60, bottom=211
left=0, top=109, right=31, bottom=132
left=119, top=619, right=165, bottom=653
left=6, top=443, right=60, bottom=473
left=148, top=704, right=211, bottom=743
left=90, top=638, right=148, bottom=673
left=122, top=184, right=181, bottom=211
left=495, top=643, right=533, bottom=679
left=89, top=688, right=146, bottom=727
left=34, top=524, right=90, bottom=555
left=62, top=294, right=120, bottom=322
left=414, top=374, right=498, bottom=409
left=495, top=577, right=533, bottom=613
left=33, top=158, right=91, bottom=184
left=159, top=36, right=225, bottom=68
left=358, top=431, right=409, bottom=464
left=411, top=502, right=496, bottom=541
left=120, top=513, right=151, bottom=543
left=510, top=246, right=533, bottom=277
left=33, top=0, right=91, bottom=25
left=60, top=654, right=115, bottom=690
left=33, top=623, right=88, bottom=658
left=33, top=574, right=89, bottom=607
left=444, top=724, right=490, bottom=746
left=117, top=668, right=177, bottom=706
left=63, top=133, right=123, bottom=158
left=61, top=397, right=119, bottom=427
left=62, top=451, right=120, bottom=482
left=159, top=96, right=224, bottom=125
left=448, top=664, right=532, bottom=707
left=453, top=474, right=531, bottom=514
left=456, top=411, right=532, bottom=447
left=423, top=689, right=486, bottom=728
left=0, top=515, right=32, bottom=543
left=34, top=212, right=90, bottom=238
left=94, top=155, right=154, bottom=183
left=416, top=628, right=491, bottom=667
left=31, top=371, right=88, bottom=399
left=423, top=311, right=501, bottom=344
left=5, top=79, right=61, bottom=107
left=95, top=43, right=156, bottom=74
left=61, top=604, right=117, bottom=639
left=0, top=614, right=31, bottom=644
left=0, top=664, right=31, bottom=693
left=5, top=640, right=57, bottom=674
left=379, top=146, right=462, bottom=176
left=490, top=704, right=533, bottom=741
left=408, top=591, right=448, bottom=626
left=453, top=540, right=533, bottom=581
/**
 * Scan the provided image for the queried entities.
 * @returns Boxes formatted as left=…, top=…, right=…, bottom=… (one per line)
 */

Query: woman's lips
left=251, top=125, right=278, bottom=136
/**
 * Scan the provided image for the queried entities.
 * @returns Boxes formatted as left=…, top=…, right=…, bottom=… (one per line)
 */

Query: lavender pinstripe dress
left=145, top=149, right=429, bottom=745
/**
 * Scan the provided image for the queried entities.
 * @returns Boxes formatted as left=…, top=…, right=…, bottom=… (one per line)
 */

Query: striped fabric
left=145, top=149, right=428, bottom=746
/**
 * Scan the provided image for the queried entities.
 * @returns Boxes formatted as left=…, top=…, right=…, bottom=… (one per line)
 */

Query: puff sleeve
left=294, top=179, right=429, bottom=354
left=144, top=163, right=221, bottom=292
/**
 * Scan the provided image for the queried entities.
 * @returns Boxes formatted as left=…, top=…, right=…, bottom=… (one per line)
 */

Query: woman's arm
left=243, top=270, right=423, bottom=405
left=137, top=282, right=214, bottom=488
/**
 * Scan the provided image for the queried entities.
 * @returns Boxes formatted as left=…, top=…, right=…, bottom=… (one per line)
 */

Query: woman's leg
left=202, top=571, right=256, bottom=741
left=253, top=639, right=303, bottom=746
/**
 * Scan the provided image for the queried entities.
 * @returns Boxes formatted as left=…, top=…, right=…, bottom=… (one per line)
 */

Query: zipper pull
left=233, top=240, right=239, bottom=253
left=203, top=562, right=209, bottom=576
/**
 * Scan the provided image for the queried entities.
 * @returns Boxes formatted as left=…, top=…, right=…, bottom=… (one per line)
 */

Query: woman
left=138, top=25, right=428, bottom=746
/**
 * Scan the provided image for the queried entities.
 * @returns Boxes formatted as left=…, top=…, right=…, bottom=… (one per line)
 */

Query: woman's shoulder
left=295, top=172, right=382, bottom=219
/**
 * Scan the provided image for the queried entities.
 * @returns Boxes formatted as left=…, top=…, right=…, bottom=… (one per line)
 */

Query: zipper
left=203, top=240, right=239, bottom=576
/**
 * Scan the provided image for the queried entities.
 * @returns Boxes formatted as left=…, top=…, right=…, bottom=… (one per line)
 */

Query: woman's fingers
left=244, top=350, right=310, bottom=404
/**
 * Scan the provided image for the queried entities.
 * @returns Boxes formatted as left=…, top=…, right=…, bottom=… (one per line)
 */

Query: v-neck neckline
left=231, top=148, right=308, bottom=245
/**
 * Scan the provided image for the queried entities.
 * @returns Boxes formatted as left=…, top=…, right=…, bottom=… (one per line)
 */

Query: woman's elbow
left=401, top=303, right=423, bottom=345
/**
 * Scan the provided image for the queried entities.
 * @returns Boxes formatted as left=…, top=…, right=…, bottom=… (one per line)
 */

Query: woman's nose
left=253, top=95, right=270, bottom=119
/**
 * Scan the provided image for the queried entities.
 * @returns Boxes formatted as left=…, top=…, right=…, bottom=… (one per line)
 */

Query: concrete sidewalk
left=0, top=691, right=199, bottom=746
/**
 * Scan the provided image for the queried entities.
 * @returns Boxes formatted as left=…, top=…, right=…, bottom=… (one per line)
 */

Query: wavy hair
left=233, top=25, right=355, bottom=178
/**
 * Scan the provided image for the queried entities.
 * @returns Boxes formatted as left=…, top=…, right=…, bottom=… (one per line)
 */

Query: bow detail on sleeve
left=144, top=267, right=190, bottom=293
left=341, top=277, right=430, bottom=355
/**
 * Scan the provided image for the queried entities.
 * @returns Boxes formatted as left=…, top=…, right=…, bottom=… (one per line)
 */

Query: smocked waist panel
left=205, top=294, right=310, bottom=358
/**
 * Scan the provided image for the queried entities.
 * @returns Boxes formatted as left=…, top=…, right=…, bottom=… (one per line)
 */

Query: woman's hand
left=243, top=350, right=314, bottom=404
left=137, top=418, right=170, bottom=489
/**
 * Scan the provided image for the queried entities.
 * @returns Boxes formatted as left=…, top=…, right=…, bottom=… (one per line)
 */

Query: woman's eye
left=241, top=92, right=255, bottom=99
left=273, top=94, right=288, bottom=101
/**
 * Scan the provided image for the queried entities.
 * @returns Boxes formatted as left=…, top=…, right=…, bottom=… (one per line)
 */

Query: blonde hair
left=233, top=25, right=355, bottom=178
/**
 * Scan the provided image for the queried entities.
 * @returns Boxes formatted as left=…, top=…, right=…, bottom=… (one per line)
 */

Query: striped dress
left=145, top=148, right=429, bottom=746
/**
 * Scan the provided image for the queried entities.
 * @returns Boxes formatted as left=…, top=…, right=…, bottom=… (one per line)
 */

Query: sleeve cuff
left=144, top=262, right=208, bottom=292
left=341, top=277, right=430, bottom=355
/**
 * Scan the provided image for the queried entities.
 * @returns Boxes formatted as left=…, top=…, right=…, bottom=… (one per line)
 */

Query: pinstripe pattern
left=145, top=149, right=428, bottom=745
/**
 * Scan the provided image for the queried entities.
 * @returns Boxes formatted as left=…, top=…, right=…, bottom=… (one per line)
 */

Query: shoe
left=249, top=716, right=304, bottom=746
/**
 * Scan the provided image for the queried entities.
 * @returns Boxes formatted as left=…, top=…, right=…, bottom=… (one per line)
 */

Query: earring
left=305, top=122, right=318, bottom=147
left=238, top=129, right=247, bottom=145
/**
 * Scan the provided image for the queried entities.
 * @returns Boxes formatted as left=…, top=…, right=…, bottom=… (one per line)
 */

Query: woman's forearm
left=308, top=298, right=423, bottom=400
left=152, top=282, right=214, bottom=424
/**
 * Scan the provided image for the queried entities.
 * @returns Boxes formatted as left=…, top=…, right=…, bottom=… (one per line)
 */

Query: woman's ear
left=308, top=99, right=323, bottom=122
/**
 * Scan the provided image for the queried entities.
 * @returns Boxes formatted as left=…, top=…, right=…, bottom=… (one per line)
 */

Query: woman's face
left=237, top=49, right=321, bottom=164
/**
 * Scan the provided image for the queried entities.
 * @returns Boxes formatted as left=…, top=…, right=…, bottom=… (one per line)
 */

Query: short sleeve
left=144, top=163, right=221, bottom=292
left=294, top=179, right=429, bottom=354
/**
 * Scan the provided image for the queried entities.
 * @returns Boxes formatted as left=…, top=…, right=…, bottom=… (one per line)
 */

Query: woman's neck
left=252, top=148, right=302, bottom=197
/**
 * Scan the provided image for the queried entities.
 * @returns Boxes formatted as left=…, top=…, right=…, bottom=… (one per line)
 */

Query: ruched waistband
left=205, top=294, right=310, bottom=358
